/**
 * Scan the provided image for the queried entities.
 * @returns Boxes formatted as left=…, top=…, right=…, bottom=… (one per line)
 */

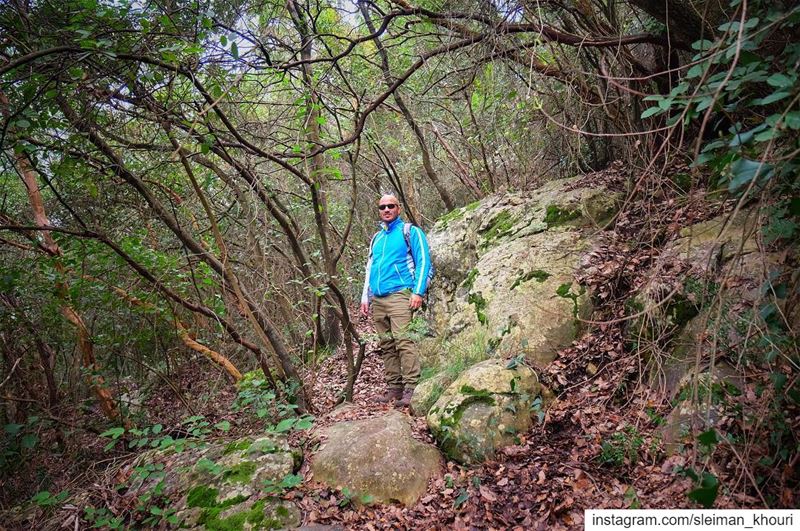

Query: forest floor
left=4, top=167, right=778, bottom=530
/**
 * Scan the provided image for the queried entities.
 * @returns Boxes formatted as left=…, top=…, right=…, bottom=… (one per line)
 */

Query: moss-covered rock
left=410, top=371, right=456, bottom=417
left=426, top=177, right=615, bottom=366
left=311, top=410, right=442, bottom=506
left=125, top=434, right=300, bottom=530
left=658, top=364, right=744, bottom=456
left=427, top=359, right=544, bottom=465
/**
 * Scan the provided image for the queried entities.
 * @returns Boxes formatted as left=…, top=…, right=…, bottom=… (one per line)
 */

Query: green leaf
left=766, top=73, right=795, bottom=88
left=31, top=491, right=53, bottom=506
left=727, top=158, right=773, bottom=193
left=687, top=472, right=719, bottom=508
left=220, top=35, right=227, bottom=47
left=695, top=96, right=715, bottom=113
left=273, top=418, right=295, bottom=433
left=214, top=420, right=231, bottom=432
left=754, top=128, right=781, bottom=142
left=697, top=429, right=718, bottom=447
left=691, top=39, right=715, bottom=51
left=4, top=423, right=23, bottom=436
left=729, top=124, right=767, bottom=147
left=770, top=372, right=787, bottom=392
left=686, top=63, right=706, bottom=79
left=279, top=473, right=303, bottom=488
left=640, top=106, right=663, bottom=119
left=294, top=417, right=313, bottom=430
left=751, top=91, right=790, bottom=105
left=783, top=111, right=800, bottom=129
left=658, top=97, right=674, bottom=111
left=453, top=488, right=469, bottom=508
left=100, top=427, right=126, bottom=439
left=230, top=41, right=239, bottom=59
left=20, top=434, right=38, bottom=449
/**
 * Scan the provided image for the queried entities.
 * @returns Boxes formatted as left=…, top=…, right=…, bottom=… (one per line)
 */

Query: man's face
left=378, top=196, right=400, bottom=223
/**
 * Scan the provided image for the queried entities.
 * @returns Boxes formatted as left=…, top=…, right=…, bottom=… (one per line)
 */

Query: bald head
left=378, top=194, right=401, bottom=223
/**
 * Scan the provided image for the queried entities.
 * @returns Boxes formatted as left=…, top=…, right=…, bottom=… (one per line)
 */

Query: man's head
left=378, top=194, right=401, bottom=224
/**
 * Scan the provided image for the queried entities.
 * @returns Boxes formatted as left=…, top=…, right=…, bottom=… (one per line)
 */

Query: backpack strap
left=402, top=222, right=413, bottom=252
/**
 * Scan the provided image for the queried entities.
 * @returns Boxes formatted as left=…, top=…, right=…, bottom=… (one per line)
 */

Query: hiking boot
left=376, top=387, right=403, bottom=404
left=396, top=387, right=415, bottom=408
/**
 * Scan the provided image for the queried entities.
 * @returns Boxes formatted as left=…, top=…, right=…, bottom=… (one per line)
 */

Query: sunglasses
left=378, top=204, right=398, bottom=210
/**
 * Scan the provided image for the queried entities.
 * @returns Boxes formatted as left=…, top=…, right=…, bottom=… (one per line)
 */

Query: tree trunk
left=14, top=152, right=126, bottom=426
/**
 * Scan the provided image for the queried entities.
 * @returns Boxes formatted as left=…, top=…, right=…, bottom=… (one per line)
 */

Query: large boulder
left=311, top=410, right=442, bottom=506
left=426, top=359, right=543, bottom=464
left=426, top=177, right=620, bottom=366
left=125, top=434, right=302, bottom=530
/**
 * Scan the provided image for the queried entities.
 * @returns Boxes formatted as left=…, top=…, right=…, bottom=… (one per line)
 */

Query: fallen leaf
left=479, top=485, right=497, bottom=502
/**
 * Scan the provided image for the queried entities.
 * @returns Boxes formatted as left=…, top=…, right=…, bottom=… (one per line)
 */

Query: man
left=360, top=194, right=432, bottom=408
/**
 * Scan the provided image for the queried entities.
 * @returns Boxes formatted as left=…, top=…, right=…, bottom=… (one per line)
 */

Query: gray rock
left=311, top=410, right=442, bottom=505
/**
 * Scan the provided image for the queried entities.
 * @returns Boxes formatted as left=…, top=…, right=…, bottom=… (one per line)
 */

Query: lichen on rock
left=426, top=359, right=544, bottom=464
left=311, top=410, right=442, bottom=506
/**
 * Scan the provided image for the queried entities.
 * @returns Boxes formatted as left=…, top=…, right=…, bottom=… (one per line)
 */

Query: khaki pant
left=371, top=291, right=421, bottom=390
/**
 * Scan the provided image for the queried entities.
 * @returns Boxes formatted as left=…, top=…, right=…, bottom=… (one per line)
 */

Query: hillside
left=0, top=0, right=798, bottom=529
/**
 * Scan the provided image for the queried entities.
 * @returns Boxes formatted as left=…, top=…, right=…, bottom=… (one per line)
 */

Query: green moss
left=194, top=498, right=266, bottom=531
left=481, top=211, right=516, bottom=245
left=188, top=486, right=220, bottom=508
left=441, top=394, right=496, bottom=428
left=437, top=201, right=482, bottom=229
left=544, top=204, right=581, bottom=225
left=461, top=268, right=479, bottom=291
left=668, top=298, right=700, bottom=327
left=223, top=461, right=257, bottom=484
left=437, top=207, right=466, bottom=228
left=510, top=269, right=550, bottom=289
left=247, top=500, right=266, bottom=525
left=248, top=438, right=279, bottom=455
left=468, top=292, right=488, bottom=325
left=223, top=439, right=252, bottom=455
left=459, top=385, right=494, bottom=399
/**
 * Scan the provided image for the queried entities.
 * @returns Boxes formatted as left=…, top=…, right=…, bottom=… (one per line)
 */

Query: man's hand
left=360, top=302, right=370, bottom=316
left=409, top=293, right=423, bottom=310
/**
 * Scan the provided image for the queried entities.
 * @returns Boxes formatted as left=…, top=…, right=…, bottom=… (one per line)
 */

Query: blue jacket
left=361, top=217, right=432, bottom=302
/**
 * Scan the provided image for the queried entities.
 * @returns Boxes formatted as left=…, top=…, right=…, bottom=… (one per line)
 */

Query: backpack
left=369, top=222, right=434, bottom=293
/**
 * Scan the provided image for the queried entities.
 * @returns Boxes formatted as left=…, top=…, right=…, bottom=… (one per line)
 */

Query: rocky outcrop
left=311, top=410, right=442, bottom=505
left=628, top=209, right=789, bottom=396
left=426, top=177, right=621, bottom=366
left=126, top=434, right=302, bottom=529
left=426, top=359, right=542, bottom=464
left=659, top=362, right=745, bottom=455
